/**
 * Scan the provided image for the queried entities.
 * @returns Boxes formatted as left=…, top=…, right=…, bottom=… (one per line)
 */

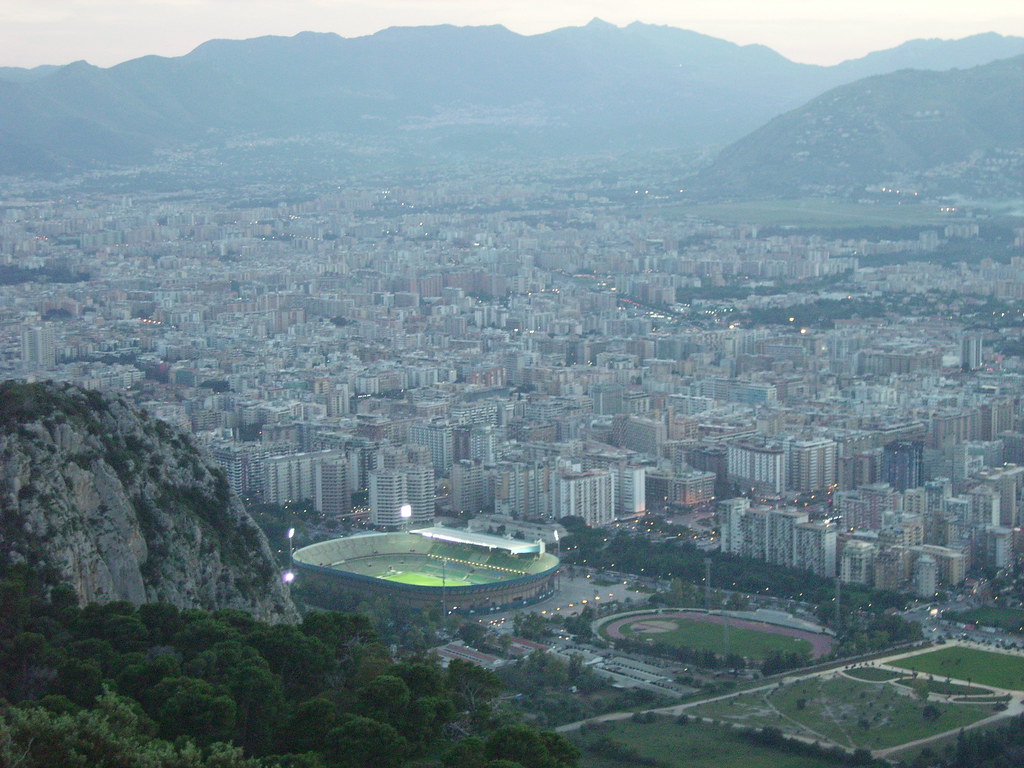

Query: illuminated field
left=292, top=531, right=561, bottom=613
left=381, top=572, right=449, bottom=586
left=376, top=562, right=506, bottom=587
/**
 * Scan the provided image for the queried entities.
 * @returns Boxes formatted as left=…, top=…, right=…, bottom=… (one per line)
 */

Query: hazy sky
left=1, top=0, right=1022, bottom=68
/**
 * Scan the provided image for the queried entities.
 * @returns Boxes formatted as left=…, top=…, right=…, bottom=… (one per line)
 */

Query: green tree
left=324, top=715, right=408, bottom=768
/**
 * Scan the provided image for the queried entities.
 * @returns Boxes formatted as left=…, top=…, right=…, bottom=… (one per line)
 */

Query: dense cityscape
left=1, top=14, right=1023, bottom=768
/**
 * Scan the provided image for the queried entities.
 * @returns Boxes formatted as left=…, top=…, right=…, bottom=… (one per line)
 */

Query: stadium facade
left=292, top=527, right=560, bottom=614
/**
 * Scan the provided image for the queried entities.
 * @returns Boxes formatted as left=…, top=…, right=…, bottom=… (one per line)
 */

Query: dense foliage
left=0, top=568, right=579, bottom=768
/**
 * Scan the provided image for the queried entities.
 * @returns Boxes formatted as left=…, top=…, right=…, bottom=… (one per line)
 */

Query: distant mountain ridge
left=690, top=56, right=1024, bottom=198
left=0, top=21, right=1022, bottom=175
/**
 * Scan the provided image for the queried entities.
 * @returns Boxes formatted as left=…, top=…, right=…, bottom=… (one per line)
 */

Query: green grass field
left=613, top=617, right=812, bottom=661
left=898, top=678, right=994, bottom=697
left=572, top=717, right=847, bottom=768
left=690, top=675, right=994, bottom=751
left=947, top=607, right=1024, bottom=634
left=377, top=562, right=501, bottom=587
left=844, top=667, right=901, bottom=682
left=888, top=647, right=1024, bottom=691
left=381, top=572, right=449, bottom=586
left=649, top=198, right=957, bottom=228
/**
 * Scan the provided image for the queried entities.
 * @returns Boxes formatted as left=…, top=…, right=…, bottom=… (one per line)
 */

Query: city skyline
left=1, top=0, right=1022, bottom=68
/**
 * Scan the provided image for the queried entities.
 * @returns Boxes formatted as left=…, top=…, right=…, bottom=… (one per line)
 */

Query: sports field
left=887, top=647, right=1024, bottom=691
left=377, top=562, right=499, bottom=587
left=602, top=611, right=833, bottom=660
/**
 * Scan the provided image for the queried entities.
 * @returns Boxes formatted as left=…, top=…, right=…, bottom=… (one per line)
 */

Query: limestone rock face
left=0, top=381, right=296, bottom=623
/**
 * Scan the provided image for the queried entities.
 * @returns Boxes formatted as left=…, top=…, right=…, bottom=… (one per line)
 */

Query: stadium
left=291, top=527, right=560, bottom=614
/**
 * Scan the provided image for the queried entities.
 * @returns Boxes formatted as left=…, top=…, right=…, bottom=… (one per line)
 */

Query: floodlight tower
left=287, top=527, right=295, bottom=564
left=400, top=503, right=412, bottom=532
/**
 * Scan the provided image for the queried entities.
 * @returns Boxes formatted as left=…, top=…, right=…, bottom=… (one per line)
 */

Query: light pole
left=400, top=503, right=412, bottom=532
left=283, top=527, right=296, bottom=589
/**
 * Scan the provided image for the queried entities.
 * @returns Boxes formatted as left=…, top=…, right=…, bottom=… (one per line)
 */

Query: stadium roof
left=411, top=526, right=543, bottom=555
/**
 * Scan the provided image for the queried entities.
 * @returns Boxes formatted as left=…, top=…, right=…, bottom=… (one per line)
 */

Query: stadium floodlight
left=287, top=528, right=295, bottom=539
left=282, top=571, right=295, bottom=584
left=399, top=504, right=412, bottom=519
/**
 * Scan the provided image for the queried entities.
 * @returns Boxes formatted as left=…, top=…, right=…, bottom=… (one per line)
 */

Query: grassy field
left=690, top=675, right=994, bottom=751
left=844, top=667, right=902, bottom=682
left=381, top=572, right=448, bottom=586
left=888, top=647, right=1024, bottom=690
left=648, top=198, right=958, bottom=228
left=378, top=564, right=498, bottom=587
left=572, top=717, right=848, bottom=768
left=613, top=617, right=812, bottom=661
left=947, top=607, right=1024, bottom=634
left=898, top=678, right=994, bottom=697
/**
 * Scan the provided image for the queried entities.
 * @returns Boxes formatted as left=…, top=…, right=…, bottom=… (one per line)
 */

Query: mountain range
left=692, top=55, right=1024, bottom=198
left=0, top=20, right=1022, bottom=178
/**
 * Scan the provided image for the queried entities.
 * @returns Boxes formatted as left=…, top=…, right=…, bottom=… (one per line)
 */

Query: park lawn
left=572, top=717, right=846, bottom=768
left=648, top=198, right=954, bottom=228
left=898, top=678, right=993, bottom=697
left=888, top=647, right=1024, bottom=691
left=616, top=618, right=812, bottom=660
left=691, top=675, right=993, bottom=751
left=947, top=607, right=1024, bottom=634
left=844, top=667, right=901, bottom=682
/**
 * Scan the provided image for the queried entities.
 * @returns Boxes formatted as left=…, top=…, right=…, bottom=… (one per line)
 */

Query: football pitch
left=381, top=571, right=449, bottom=586
left=378, top=564, right=500, bottom=587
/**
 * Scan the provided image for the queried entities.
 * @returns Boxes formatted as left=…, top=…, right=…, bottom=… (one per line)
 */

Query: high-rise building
left=716, top=498, right=835, bottom=577
left=451, top=459, right=488, bottom=513
left=409, top=419, right=454, bottom=476
left=727, top=438, right=787, bottom=495
left=882, top=440, right=924, bottom=491
left=264, top=449, right=345, bottom=507
left=551, top=469, right=616, bottom=527
left=961, top=334, right=983, bottom=371
left=21, top=325, right=56, bottom=368
left=315, top=456, right=350, bottom=517
left=786, top=437, right=837, bottom=492
left=840, top=540, right=877, bottom=585
left=369, top=463, right=433, bottom=527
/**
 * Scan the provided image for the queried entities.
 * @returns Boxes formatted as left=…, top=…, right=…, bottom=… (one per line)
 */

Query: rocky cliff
left=0, top=381, right=296, bottom=622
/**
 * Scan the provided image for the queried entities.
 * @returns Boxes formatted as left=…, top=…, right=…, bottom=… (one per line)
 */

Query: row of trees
left=0, top=567, right=580, bottom=768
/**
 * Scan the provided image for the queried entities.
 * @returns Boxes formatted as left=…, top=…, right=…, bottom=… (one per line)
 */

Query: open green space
left=844, top=667, right=901, bottom=682
left=897, top=678, right=993, bottom=697
left=571, top=717, right=851, bottom=768
left=611, top=617, right=812, bottom=661
left=649, top=198, right=956, bottom=228
left=947, top=607, right=1024, bottom=634
left=690, top=675, right=994, bottom=751
left=887, top=647, right=1024, bottom=690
